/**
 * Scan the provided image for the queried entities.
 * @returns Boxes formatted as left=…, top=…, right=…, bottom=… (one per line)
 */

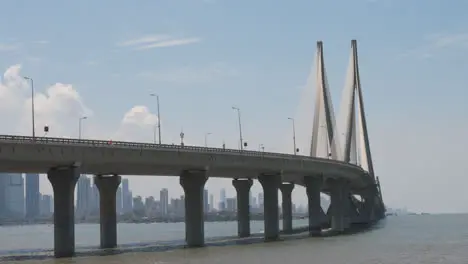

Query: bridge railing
left=0, top=135, right=362, bottom=169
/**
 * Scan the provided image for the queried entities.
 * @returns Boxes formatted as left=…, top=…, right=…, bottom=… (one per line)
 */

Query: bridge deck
left=0, top=135, right=373, bottom=190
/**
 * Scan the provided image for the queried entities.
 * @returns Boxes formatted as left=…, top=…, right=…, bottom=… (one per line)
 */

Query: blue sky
left=1, top=0, right=468, bottom=213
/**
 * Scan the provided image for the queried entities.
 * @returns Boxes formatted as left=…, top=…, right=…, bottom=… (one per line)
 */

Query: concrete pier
left=47, top=166, right=80, bottom=258
left=361, top=186, right=377, bottom=222
left=329, top=178, right=349, bottom=232
left=258, top=174, right=280, bottom=241
left=180, top=170, right=208, bottom=247
left=279, top=183, right=294, bottom=234
left=94, top=174, right=121, bottom=249
left=304, top=176, right=323, bottom=235
left=233, top=178, right=253, bottom=237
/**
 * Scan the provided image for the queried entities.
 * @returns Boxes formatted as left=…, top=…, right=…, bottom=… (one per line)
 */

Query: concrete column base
left=180, top=170, right=208, bottom=247
left=94, top=175, right=121, bottom=249
left=48, top=166, right=80, bottom=258
left=233, top=178, right=253, bottom=238
left=258, top=173, right=281, bottom=241
left=304, top=176, right=323, bottom=236
left=328, top=178, right=349, bottom=232
left=279, top=183, right=294, bottom=234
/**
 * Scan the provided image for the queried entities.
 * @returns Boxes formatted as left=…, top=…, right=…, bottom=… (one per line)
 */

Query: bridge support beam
left=94, top=174, right=121, bottom=249
left=233, top=178, right=253, bottom=237
left=304, top=176, right=323, bottom=236
left=47, top=166, right=80, bottom=258
left=329, top=179, right=350, bottom=232
left=279, top=183, right=294, bottom=234
left=258, top=174, right=280, bottom=241
left=180, top=170, right=208, bottom=247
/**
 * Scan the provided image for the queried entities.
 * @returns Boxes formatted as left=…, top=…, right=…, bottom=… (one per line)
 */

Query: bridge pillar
left=232, top=178, right=253, bottom=237
left=304, top=176, right=323, bottom=236
left=94, top=174, right=121, bottom=249
left=279, top=183, right=294, bottom=234
left=361, top=187, right=377, bottom=223
left=329, top=178, right=350, bottom=232
left=180, top=170, right=208, bottom=247
left=47, top=166, right=80, bottom=258
left=258, top=173, right=281, bottom=241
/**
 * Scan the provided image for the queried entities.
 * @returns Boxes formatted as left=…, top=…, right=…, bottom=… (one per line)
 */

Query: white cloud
left=27, top=57, right=42, bottom=62
left=32, top=40, right=49, bottom=45
left=117, top=35, right=171, bottom=47
left=117, top=34, right=201, bottom=50
left=399, top=32, right=468, bottom=59
left=139, top=63, right=238, bottom=84
left=0, top=64, right=157, bottom=140
left=0, top=43, right=19, bottom=51
left=136, top=38, right=201, bottom=50
left=121, top=105, right=158, bottom=126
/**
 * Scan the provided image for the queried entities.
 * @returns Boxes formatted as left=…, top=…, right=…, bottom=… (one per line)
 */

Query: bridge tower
left=338, top=40, right=385, bottom=217
left=310, top=41, right=342, bottom=160
left=339, top=40, right=375, bottom=179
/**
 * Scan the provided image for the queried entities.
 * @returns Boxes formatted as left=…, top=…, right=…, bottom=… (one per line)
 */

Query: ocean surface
left=1, top=214, right=467, bottom=263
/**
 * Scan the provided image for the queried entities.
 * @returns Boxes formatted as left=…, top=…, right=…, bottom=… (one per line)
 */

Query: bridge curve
left=0, top=135, right=372, bottom=190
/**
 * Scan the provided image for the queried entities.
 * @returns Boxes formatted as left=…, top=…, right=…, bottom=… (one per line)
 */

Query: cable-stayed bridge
left=0, top=40, right=385, bottom=258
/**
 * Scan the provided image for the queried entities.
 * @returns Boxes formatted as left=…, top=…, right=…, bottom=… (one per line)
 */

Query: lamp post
left=23, top=76, right=35, bottom=139
left=232, top=106, right=244, bottom=151
left=79, top=116, right=87, bottom=139
left=150, top=93, right=162, bottom=144
left=204, top=132, right=212, bottom=147
left=288, top=117, right=297, bottom=155
left=259, top=144, right=265, bottom=152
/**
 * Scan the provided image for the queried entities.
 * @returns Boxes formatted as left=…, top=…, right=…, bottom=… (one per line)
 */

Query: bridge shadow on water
left=0, top=222, right=386, bottom=262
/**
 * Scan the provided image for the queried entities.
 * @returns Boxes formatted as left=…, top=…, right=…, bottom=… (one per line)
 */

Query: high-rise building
left=4, top=174, right=25, bottom=218
left=219, top=188, right=226, bottom=211
left=132, top=196, right=145, bottom=216
left=40, top=194, right=53, bottom=216
left=160, top=188, right=168, bottom=216
left=209, top=194, right=214, bottom=212
left=25, top=173, right=40, bottom=219
left=89, top=179, right=99, bottom=215
left=258, top=192, right=264, bottom=213
left=122, top=179, right=132, bottom=213
left=116, top=186, right=122, bottom=215
left=76, top=176, right=91, bottom=217
left=0, top=175, right=7, bottom=216
left=226, top=197, right=236, bottom=212
left=203, top=189, right=209, bottom=213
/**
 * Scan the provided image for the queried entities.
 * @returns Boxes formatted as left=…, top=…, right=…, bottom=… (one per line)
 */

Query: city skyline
left=1, top=0, right=468, bottom=214
left=0, top=173, right=315, bottom=221
left=0, top=173, right=53, bottom=220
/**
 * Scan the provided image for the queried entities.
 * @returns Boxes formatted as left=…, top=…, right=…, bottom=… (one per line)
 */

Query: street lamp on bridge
left=204, top=132, right=212, bottom=147
left=78, top=116, right=87, bottom=139
left=287, top=117, right=298, bottom=155
left=22, top=76, right=35, bottom=139
left=231, top=106, right=245, bottom=151
left=149, top=93, right=162, bottom=144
